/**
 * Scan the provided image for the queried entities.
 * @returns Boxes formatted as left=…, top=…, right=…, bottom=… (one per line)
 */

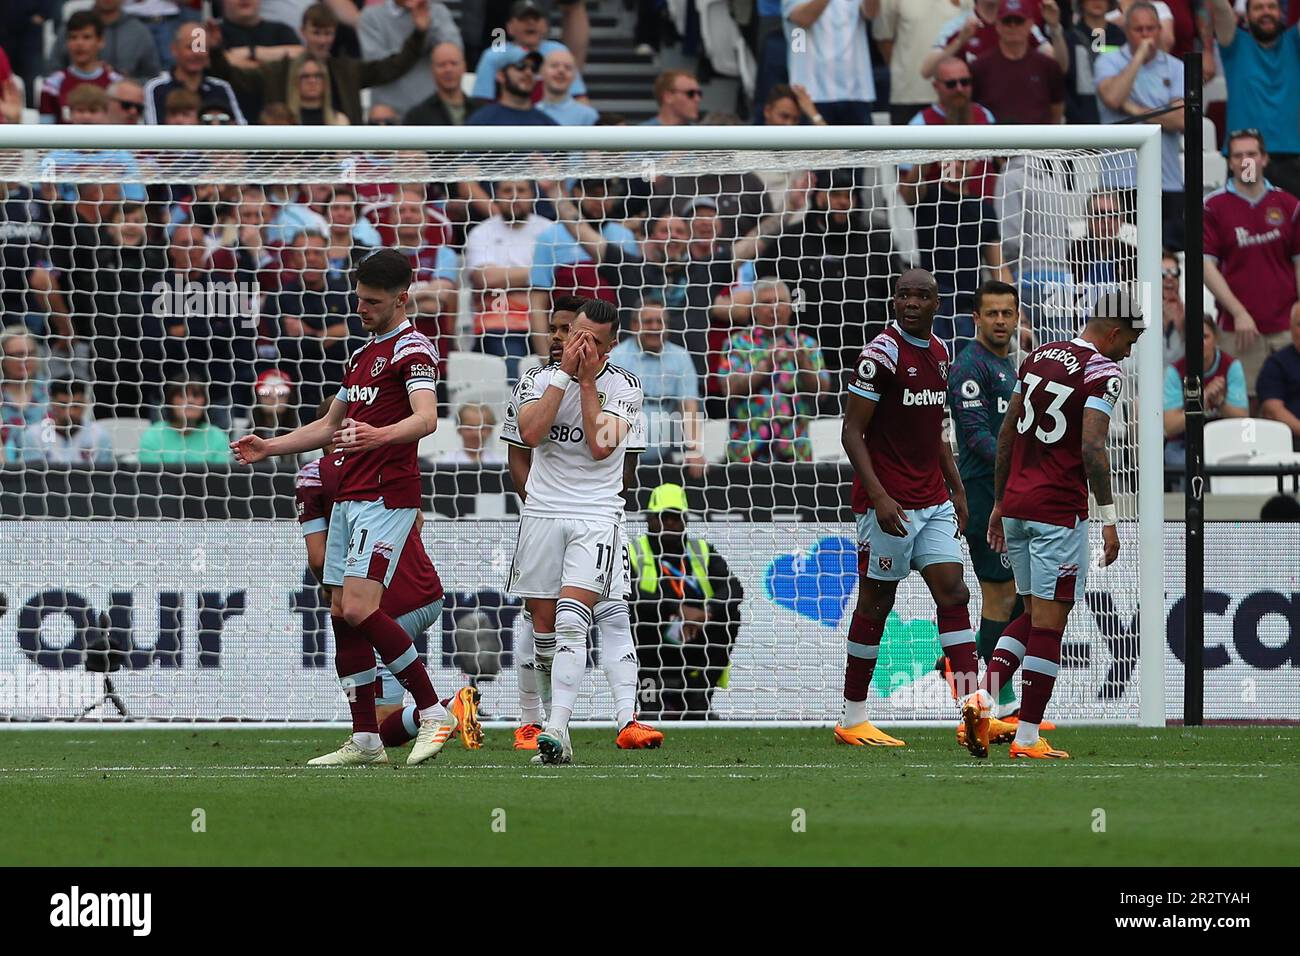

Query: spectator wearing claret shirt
left=1203, top=129, right=1300, bottom=402
left=50, top=0, right=161, bottom=82
left=641, top=69, right=702, bottom=127
left=969, top=0, right=1065, bottom=126
left=537, top=48, right=597, bottom=126
left=782, top=0, right=878, bottom=127
left=900, top=60, right=1008, bottom=334
left=873, top=0, right=971, bottom=128
left=1209, top=0, right=1300, bottom=201
left=0, top=47, right=21, bottom=124
left=1258, top=305, right=1300, bottom=450
left=922, top=0, right=1061, bottom=79
left=40, top=12, right=124, bottom=124
left=1164, top=315, right=1248, bottom=469
left=1094, top=1, right=1186, bottom=249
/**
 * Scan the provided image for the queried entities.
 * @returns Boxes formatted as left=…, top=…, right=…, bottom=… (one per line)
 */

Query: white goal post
left=0, top=123, right=1165, bottom=728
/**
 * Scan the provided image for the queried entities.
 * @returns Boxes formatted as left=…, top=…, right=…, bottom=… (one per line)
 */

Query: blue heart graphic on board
left=764, top=536, right=859, bottom=627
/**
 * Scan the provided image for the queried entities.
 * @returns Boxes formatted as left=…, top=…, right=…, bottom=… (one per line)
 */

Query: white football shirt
left=501, top=361, right=644, bottom=522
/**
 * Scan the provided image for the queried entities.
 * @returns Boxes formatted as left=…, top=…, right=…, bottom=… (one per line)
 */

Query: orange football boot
left=513, top=722, right=542, bottom=750
left=616, top=720, right=664, bottom=749
left=1009, top=738, right=1070, bottom=759
left=449, top=687, right=483, bottom=749
left=833, top=720, right=906, bottom=747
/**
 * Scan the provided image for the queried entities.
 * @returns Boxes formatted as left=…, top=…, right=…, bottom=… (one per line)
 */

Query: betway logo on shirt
left=902, top=388, right=946, bottom=407
left=345, top=385, right=379, bottom=405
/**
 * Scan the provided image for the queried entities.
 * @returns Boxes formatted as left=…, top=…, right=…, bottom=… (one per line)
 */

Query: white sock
left=1014, top=719, right=1040, bottom=747
left=533, top=630, right=556, bottom=712
left=352, top=731, right=381, bottom=751
left=548, top=600, right=591, bottom=734
left=596, top=600, right=637, bottom=728
left=995, top=701, right=1019, bottom=719
left=842, top=699, right=869, bottom=727
left=418, top=702, right=448, bottom=723
left=516, top=612, right=545, bottom=725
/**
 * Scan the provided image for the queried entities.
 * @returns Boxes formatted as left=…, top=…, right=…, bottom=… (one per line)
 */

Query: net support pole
left=1181, top=51, right=1205, bottom=727
left=1136, top=126, right=1167, bottom=728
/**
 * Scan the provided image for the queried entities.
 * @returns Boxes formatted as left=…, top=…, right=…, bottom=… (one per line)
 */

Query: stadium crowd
left=1, top=0, right=1299, bottom=480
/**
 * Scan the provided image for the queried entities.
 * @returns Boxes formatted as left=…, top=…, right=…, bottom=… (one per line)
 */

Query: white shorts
left=507, top=515, right=624, bottom=599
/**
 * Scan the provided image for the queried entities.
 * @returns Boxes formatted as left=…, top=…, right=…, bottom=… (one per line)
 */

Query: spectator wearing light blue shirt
left=639, top=69, right=702, bottom=126
left=1164, top=314, right=1248, bottom=470
left=471, top=1, right=588, bottom=101
left=1094, top=1, right=1186, bottom=248
left=10, top=378, right=113, bottom=466
left=782, top=0, right=878, bottom=126
left=609, top=295, right=706, bottom=472
left=537, top=47, right=598, bottom=126
left=1209, top=0, right=1300, bottom=202
left=528, top=177, right=641, bottom=354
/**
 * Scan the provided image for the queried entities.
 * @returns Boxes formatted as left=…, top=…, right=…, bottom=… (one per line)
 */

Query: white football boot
left=307, top=738, right=390, bottom=767
left=535, top=725, right=573, bottom=765
left=407, top=708, right=459, bottom=766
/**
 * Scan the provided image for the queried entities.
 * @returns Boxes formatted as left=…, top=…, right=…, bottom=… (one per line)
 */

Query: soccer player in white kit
left=505, top=297, right=663, bottom=754
left=499, top=298, right=644, bottom=764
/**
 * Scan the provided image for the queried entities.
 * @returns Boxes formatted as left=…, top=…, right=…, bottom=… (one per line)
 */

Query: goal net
left=0, top=126, right=1163, bottom=725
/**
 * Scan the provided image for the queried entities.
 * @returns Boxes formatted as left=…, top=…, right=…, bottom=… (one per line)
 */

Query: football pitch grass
left=1, top=727, right=1296, bottom=866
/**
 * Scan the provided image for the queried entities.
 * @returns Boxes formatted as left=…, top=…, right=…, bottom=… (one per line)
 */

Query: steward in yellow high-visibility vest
left=628, top=483, right=744, bottom=719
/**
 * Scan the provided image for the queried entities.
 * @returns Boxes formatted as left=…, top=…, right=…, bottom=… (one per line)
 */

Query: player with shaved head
left=835, top=268, right=988, bottom=750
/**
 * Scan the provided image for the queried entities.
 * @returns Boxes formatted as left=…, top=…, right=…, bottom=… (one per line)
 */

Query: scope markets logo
left=49, top=886, right=151, bottom=936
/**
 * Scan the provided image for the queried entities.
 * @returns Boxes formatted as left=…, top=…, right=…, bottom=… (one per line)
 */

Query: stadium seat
left=1205, top=418, right=1296, bottom=493
left=697, top=0, right=742, bottom=78
left=1202, top=151, right=1227, bottom=192
left=700, top=419, right=728, bottom=464
left=101, top=418, right=151, bottom=462
left=417, top=417, right=461, bottom=462
left=446, top=351, right=510, bottom=411
left=809, top=417, right=847, bottom=462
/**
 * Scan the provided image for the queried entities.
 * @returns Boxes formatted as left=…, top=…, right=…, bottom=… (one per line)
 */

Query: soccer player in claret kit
left=968, top=292, right=1142, bottom=759
left=232, top=249, right=465, bottom=767
left=294, top=400, right=482, bottom=755
left=499, top=297, right=644, bottom=765
left=837, top=269, right=986, bottom=750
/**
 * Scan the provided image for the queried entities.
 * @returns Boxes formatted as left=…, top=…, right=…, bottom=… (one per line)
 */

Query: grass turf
left=0, top=727, right=1295, bottom=866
